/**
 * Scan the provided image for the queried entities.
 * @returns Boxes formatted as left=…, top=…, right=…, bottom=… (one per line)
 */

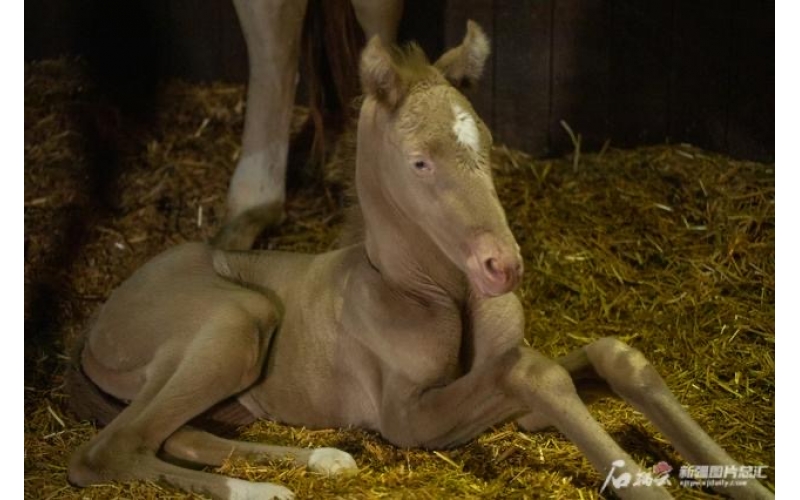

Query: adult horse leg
left=516, top=337, right=774, bottom=500
left=217, top=0, right=308, bottom=250
left=68, top=308, right=294, bottom=499
left=351, top=0, right=403, bottom=42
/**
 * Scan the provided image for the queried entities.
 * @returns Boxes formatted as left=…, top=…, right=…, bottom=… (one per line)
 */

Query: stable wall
left=25, top=0, right=774, bottom=161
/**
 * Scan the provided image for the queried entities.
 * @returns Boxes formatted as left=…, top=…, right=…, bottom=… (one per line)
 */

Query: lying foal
left=67, top=22, right=773, bottom=500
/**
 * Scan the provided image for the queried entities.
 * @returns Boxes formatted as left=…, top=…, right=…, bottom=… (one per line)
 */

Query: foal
left=67, top=23, right=773, bottom=500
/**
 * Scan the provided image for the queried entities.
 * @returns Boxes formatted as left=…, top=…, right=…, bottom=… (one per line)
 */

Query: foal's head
left=356, top=22, right=523, bottom=298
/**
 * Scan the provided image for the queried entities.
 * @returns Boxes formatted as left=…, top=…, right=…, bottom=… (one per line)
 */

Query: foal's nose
left=467, top=233, right=524, bottom=296
left=483, top=255, right=522, bottom=286
left=482, top=251, right=523, bottom=288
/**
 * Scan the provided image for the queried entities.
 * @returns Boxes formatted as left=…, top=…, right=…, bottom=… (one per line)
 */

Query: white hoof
left=307, top=447, right=359, bottom=476
left=225, top=478, right=295, bottom=500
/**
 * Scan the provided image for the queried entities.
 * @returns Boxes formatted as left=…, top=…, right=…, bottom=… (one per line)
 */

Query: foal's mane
left=386, top=42, right=441, bottom=85
left=332, top=42, right=444, bottom=248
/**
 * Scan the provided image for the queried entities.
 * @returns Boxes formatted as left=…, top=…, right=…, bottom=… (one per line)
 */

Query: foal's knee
left=585, top=337, right=666, bottom=398
left=209, top=308, right=277, bottom=392
left=507, top=348, right=578, bottom=403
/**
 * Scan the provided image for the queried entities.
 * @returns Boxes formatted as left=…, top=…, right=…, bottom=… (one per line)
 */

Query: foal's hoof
left=307, top=448, right=359, bottom=476
left=225, top=478, right=295, bottom=500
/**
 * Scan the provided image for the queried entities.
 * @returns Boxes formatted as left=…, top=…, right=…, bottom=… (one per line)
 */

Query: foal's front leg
left=380, top=345, right=671, bottom=499
left=538, top=337, right=774, bottom=500
left=379, top=290, right=673, bottom=499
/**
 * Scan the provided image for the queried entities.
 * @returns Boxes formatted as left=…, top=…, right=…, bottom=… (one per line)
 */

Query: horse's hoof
left=211, top=202, right=286, bottom=251
left=307, top=447, right=359, bottom=476
left=225, top=478, right=295, bottom=500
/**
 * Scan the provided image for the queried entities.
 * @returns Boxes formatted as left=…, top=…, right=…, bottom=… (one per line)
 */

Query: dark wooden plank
left=444, top=0, right=495, bottom=131
left=61, top=0, right=164, bottom=117
left=400, top=0, right=446, bottom=59
left=726, top=0, right=774, bottom=161
left=492, top=0, right=552, bottom=156
left=25, top=0, right=81, bottom=61
left=161, top=0, right=222, bottom=82
left=218, top=0, right=248, bottom=83
left=608, top=0, right=672, bottom=148
left=669, top=0, right=731, bottom=153
left=550, top=0, right=612, bottom=154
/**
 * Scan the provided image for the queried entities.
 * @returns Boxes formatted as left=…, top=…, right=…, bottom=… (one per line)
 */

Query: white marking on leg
left=307, top=447, right=359, bottom=476
left=224, top=477, right=295, bottom=500
left=451, top=103, right=480, bottom=153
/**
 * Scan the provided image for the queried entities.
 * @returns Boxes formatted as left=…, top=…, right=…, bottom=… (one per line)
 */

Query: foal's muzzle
left=465, top=232, right=523, bottom=297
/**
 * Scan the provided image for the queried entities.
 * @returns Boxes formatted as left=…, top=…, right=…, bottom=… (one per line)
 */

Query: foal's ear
left=434, top=20, right=490, bottom=89
left=360, top=36, right=408, bottom=110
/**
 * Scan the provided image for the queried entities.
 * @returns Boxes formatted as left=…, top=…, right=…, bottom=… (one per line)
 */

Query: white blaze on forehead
left=451, top=102, right=480, bottom=153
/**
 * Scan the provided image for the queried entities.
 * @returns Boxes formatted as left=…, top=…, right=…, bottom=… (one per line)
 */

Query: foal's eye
left=412, top=159, right=431, bottom=171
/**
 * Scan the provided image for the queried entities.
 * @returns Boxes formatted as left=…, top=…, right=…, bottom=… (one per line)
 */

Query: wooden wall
left=25, top=0, right=774, bottom=161
left=447, top=0, right=774, bottom=161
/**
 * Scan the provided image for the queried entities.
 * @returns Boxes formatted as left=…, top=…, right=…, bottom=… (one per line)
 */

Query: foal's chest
left=343, top=291, right=465, bottom=387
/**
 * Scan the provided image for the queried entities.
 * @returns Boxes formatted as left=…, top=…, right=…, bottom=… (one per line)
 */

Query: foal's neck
left=365, top=215, right=468, bottom=305
left=357, top=170, right=468, bottom=307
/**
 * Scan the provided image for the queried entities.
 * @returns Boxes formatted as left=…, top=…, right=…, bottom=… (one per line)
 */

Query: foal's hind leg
left=519, top=337, right=773, bottom=500
left=163, top=427, right=358, bottom=476
left=69, top=310, right=293, bottom=499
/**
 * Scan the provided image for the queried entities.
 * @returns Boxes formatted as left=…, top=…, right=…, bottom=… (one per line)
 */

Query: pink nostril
left=468, top=233, right=524, bottom=295
left=484, top=258, right=506, bottom=281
